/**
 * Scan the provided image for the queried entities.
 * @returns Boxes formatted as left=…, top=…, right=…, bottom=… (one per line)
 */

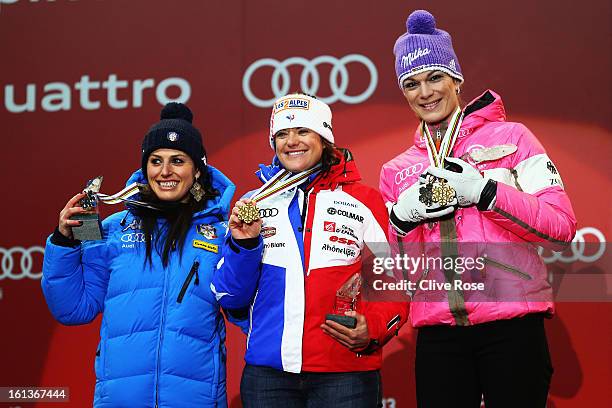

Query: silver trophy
left=71, top=176, right=103, bottom=240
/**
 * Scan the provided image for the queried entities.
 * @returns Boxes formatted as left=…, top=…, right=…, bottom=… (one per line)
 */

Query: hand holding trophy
left=325, top=273, right=363, bottom=328
left=58, top=176, right=104, bottom=241
left=321, top=273, right=371, bottom=351
left=69, top=176, right=104, bottom=240
left=60, top=175, right=166, bottom=241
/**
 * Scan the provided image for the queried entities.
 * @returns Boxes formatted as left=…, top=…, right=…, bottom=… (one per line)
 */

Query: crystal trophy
left=325, top=273, right=362, bottom=329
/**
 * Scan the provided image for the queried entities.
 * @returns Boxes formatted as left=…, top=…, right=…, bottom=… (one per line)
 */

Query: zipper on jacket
left=302, top=190, right=317, bottom=275
left=177, top=261, right=200, bottom=303
left=484, top=257, right=532, bottom=280
left=154, top=262, right=171, bottom=408
left=300, top=188, right=309, bottom=229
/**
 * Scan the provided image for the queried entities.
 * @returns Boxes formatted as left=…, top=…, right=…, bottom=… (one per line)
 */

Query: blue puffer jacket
left=42, top=166, right=235, bottom=408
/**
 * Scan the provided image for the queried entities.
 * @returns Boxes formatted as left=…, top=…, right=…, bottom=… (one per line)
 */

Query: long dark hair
left=133, top=168, right=218, bottom=268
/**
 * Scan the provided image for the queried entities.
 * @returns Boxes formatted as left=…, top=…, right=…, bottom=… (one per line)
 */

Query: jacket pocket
left=484, top=257, right=531, bottom=280
left=177, top=260, right=200, bottom=303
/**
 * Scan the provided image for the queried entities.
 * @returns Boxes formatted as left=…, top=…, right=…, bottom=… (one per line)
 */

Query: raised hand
left=393, top=179, right=457, bottom=223
left=228, top=198, right=263, bottom=240
left=427, top=157, right=492, bottom=208
left=58, top=192, right=96, bottom=239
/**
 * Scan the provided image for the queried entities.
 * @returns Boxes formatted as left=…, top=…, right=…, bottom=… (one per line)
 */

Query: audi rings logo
left=242, top=54, right=378, bottom=107
left=0, top=246, right=44, bottom=280
left=259, top=208, right=279, bottom=218
left=395, top=163, right=424, bottom=185
left=121, top=233, right=146, bottom=243
left=540, top=227, right=606, bottom=263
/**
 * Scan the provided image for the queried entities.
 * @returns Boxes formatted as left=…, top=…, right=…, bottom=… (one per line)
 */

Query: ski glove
left=426, top=157, right=497, bottom=210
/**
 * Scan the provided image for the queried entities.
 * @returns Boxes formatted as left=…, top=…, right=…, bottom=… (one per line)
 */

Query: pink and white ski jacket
left=379, top=90, right=576, bottom=327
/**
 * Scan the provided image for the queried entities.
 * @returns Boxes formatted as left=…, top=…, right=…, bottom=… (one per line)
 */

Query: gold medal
left=237, top=164, right=321, bottom=224
left=431, top=180, right=456, bottom=206
left=418, top=107, right=460, bottom=208
left=237, top=201, right=260, bottom=223
left=238, top=165, right=321, bottom=224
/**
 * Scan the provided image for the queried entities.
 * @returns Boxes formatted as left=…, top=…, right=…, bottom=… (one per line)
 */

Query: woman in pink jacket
left=379, top=10, right=577, bottom=408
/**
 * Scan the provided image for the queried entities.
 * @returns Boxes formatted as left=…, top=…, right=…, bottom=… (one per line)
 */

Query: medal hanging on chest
left=419, top=107, right=463, bottom=207
left=237, top=165, right=321, bottom=223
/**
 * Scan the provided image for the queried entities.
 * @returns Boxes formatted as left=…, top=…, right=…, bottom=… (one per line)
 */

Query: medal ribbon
left=249, top=169, right=292, bottom=201
left=97, top=183, right=140, bottom=204
left=250, top=164, right=321, bottom=203
left=421, top=107, right=463, bottom=168
left=95, top=183, right=161, bottom=210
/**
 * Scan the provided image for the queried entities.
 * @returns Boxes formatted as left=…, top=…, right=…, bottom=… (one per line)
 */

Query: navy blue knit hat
left=141, top=103, right=207, bottom=175
left=393, top=10, right=463, bottom=88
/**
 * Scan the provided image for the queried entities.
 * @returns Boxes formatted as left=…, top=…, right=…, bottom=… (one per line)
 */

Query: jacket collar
left=413, top=89, right=506, bottom=148
left=311, top=149, right=361, bottom=192
left=124, top=165, right=235, bottom=219
left=257, top=149, right=361, bottom=193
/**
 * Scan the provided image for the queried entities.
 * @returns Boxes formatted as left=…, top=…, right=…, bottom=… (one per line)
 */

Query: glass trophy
left=325, top=273, right=362, bottom=329
left=71, top=176, right=103, bottom=241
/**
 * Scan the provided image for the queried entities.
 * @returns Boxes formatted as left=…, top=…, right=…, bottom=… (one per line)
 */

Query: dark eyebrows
left=149, top=153, right=187, bottom=159
left=403, top=70, right=445, bottom=86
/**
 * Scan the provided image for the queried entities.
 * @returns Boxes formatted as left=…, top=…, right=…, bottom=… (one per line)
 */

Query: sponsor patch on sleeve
left=514, top=153, right=564, bottom=193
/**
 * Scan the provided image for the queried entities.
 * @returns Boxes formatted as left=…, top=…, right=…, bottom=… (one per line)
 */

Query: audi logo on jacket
left=212, top=152, right=408, bottom=373
left=41, top=166, right=235, bottom=407
left=379, top=90, right=577, bottom=328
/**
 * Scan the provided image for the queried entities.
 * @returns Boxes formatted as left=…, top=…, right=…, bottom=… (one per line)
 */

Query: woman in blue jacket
left=42, top=103, right=235, bottom=408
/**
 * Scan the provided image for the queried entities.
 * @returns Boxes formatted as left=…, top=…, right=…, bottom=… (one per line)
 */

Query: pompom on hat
left=268, top=93, right=334, bottom=149
left=141, top=102, right=207, bottom=174
left=393, top=10, right=463, bottom=88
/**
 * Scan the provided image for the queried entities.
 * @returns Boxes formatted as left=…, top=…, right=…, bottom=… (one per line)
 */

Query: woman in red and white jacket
left=379, top=10, right=576, bottom=408
left=212, top=93, right=408, bottom=407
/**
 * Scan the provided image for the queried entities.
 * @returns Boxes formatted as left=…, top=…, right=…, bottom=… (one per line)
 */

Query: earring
left=190, top=180, right=204, bottom=202
left=456, top=88, right=461, bottom=95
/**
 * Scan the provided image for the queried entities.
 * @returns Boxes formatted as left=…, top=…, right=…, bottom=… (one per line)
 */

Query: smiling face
left=274, top=127, right=324, bottom=172
left=402, top=70, right=461, bottom=125
left=146, top=148, right=199, bottom=202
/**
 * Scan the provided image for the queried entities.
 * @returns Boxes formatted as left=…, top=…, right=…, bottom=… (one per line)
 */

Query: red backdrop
left=1, top=1, right=610, bottom=407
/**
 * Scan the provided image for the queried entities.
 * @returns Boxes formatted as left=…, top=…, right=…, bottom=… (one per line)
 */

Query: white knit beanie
left=269, top=93, right=334, bottom=149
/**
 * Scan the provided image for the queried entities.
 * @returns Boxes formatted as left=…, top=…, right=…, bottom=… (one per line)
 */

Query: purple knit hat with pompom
left=393, top=10, right=463, bottom=88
